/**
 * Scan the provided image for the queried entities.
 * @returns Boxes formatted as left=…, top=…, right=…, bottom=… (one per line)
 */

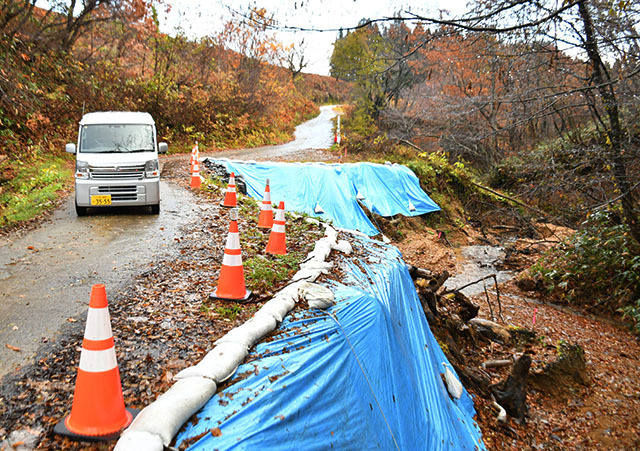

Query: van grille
left=90, top=164, right=145, bottom=179
left=98, top=185, right=138, bottom=201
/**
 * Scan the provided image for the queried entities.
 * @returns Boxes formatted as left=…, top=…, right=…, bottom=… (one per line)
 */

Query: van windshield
left=80, top=124, right=155, bottom=153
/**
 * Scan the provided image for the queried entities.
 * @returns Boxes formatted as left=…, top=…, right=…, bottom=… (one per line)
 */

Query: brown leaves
left=5, top=344, right=21, bottom=352
left=211, top=427, right=222, bottom=437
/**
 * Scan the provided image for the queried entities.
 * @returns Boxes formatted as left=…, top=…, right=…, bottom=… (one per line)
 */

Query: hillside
left=0, top=3, right=350, bottom=228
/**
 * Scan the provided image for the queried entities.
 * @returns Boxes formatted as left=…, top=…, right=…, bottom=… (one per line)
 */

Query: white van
left=66, top=112, right=168, bottom=215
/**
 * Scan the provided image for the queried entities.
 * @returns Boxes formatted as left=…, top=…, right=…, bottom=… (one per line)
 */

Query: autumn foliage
left=0, top=2, right=349, bottom=160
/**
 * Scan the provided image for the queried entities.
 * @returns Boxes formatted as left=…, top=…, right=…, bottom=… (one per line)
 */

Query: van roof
left=80, top=112, right=155, bottom=126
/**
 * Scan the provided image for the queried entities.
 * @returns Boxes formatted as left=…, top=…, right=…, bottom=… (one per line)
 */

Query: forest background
left=1, top=0, right=639, bottom=331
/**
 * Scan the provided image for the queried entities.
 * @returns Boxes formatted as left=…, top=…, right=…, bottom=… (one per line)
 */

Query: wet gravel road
left=0, top=182, right=202, bottom=377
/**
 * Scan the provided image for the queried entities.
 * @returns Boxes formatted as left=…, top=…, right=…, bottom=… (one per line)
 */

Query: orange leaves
left=216, top=7, right=286, bottom=66
left=25, top=113, right=50, bottom=132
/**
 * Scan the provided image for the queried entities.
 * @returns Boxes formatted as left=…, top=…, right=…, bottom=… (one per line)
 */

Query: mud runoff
left=444, top=245, right=513, bottom=296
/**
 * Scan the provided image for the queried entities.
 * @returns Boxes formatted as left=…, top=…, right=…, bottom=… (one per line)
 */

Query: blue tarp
left=176, top=237, right=484, bottom=450
left=214, top=160, right=441, bottom=236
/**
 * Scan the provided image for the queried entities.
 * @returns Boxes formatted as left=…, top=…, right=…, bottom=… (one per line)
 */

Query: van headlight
left=145, top=159, right=160, bottom=178
left=75, top=161, right=89, bottom=179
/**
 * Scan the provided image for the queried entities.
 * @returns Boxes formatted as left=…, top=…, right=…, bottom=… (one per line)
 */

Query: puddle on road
left=443, top=245, right=513, bottom=297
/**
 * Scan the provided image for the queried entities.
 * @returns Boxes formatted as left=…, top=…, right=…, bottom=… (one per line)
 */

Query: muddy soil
left=397, top=223, right=640, bottom=450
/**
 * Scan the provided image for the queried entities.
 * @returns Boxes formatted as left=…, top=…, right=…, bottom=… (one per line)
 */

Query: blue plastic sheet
left=215, top=160, right=440, bottom=236
left=176, top=237, right=484, bottom=450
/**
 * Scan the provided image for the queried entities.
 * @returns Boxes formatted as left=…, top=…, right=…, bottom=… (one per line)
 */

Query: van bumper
left=75, top=178, right=160, bottom=207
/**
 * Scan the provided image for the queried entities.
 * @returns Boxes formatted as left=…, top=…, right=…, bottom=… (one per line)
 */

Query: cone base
left=54, top=407, right=139, bottom=442
left=210, top=288, right=252, bottom=303
left=220, top=202, right=236, bottom=208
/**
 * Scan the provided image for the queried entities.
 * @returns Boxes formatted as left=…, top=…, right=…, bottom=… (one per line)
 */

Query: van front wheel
left=150, top=204, right=160, bottom=214
left=75, top=202, right=88, bottom=216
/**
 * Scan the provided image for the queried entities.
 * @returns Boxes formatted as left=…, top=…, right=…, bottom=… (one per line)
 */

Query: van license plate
left=91, top=195, right=112, bottom=206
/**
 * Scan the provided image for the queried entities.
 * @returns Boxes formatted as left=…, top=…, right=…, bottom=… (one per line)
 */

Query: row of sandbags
left=115, top=225, right=351, bottom=450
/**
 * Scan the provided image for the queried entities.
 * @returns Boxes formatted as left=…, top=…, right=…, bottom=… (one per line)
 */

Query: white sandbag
left=334, top=240, right=352, bottom=255
left=174, top=341, right=248, bottom=383
left=300, top=260, right=333, bottom=272
left=114, top=430, right=163, bottom=451
left=442, top=363, right=463, bottom=399
left=256, top=295, right=296, bottom=322
left=292, top=260, right=333, bottom=282
left=276, top=282, right=303, bottom=300
left=125, top=377, right=217, bottom=446
left=324, top=226, right=338, bottom=246
left=215, top=314, right=277, bottom=348
left=299, top=282, right=335, bottom=309
left=493, top=402, right=507, bottom=422
left=307, top=240, right=333, bottom=261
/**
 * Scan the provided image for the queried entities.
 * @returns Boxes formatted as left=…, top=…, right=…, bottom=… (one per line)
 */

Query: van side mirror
left=158, top=142, right=168, bottom=154
left=65, top=143, right=76, bottom=154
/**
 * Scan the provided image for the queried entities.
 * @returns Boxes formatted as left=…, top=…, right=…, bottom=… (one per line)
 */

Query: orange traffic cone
left=210, top=209, right=252, bottom=302
left=257, top=179, right=273, bottom=229
left=190, top=143, right=199, bottom=174
left=221, top=172, right=237, bottom=207
left=191, top=160, right=202, bottom=189
left=54, top=284, right=137, bottom=441
left=266, top=201, right=287, bottom=255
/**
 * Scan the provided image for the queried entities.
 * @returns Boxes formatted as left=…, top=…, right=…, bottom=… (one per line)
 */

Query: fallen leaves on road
left=5, top=344, right=21, bottom=352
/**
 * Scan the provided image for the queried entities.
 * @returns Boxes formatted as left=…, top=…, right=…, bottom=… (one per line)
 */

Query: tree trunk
left=489, top=353, right=532, bottom=423
left=577, top=0, right=640, bottom=245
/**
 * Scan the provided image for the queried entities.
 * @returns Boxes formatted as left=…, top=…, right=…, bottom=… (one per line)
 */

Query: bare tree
left=376, top=0, right=639, bottom=242
left=286, top=38, right=307, bottom=80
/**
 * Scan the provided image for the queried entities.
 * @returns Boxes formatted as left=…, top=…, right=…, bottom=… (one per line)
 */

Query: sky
left=158, top=0, right=471, bottom=75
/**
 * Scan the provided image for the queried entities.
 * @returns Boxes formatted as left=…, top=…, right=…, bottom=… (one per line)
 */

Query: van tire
left=75, top=203, right=88, bottom=216
left=150, top=204, right=160, bottom=214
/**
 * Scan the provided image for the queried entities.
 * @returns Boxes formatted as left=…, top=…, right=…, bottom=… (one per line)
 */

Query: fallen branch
left=492, top=274, right=504, bottom=323
left=469, top=181, right=549, bottom=218
left=443, top=274, right=504, bottom=323
left=490, top=225, right=520, bottom=231
left=398, top=139, right=427, bottom=153
left=442, top=275, right=497, bottom=294
left=406, top=264, right=434, bottom=279
left=482, top=359, right=512, bottom=369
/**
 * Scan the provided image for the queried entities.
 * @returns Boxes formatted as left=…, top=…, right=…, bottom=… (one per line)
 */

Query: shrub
left=530, top=209, right=640, bottom=332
